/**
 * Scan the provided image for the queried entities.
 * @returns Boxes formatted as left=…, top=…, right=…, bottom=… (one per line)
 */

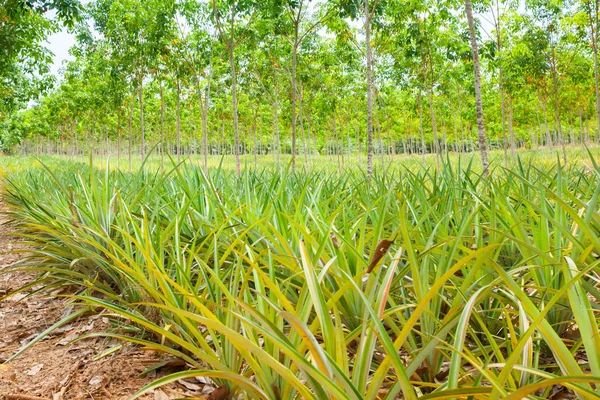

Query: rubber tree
left=274, top=0, right=336, bottom=170
left=581, top=0, right=600, bottom=140
left=527, top=0, right=586, bottom=163
left=212, top=0, right=261, bottom=176
left=253, top=35, right=286, bottom=170
left=330, top=0, right=383, bottom=177
left=465, top=0, right=489, bottom=173
left=92, top=0, right=176, bottom=159
left=178, top=0, right=215, bottom=170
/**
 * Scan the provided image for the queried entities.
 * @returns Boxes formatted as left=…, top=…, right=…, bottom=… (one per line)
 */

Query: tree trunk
left=588, top=0, right=600, bottom=142
left=90, top=113, right=95, bottom=156
left=500, top=80, right=508, bottom=166
left=424, top=40, right=439, bottom=167
left=299, top=81, right=308, bottom=168
left=452, top=90, right=459, bottom=155
left=427, top=88, right=439, bottom=167
left=442, top=124, right=447, bottom=156
left=494, top=0, right=509, bottom=168
left=595, top=37, right=600, bottom=142
left=117, top=109, right=121, bottom=170
left=176, top=75, right=181, bottom=163
left=551, top=52, right=567, bottom=164
left=160, top=81, right=165, bottom=168
left=375, top=101, right=384, bottom=170
left=227, top=11, right=241, bottom=176
left=365, top=0, right=374, bottom=177
left=273, top=83, right=281, bottom=171
left=309, top=114, right=317, bottom=168
left=204, top=66, right=212, bottom=170
left=333, top=110, right=341, bottom=173
left=195, top=75, right=210, bottom=171
left=535, top=101, right=542, bottom=148
left=508, top=96, right=515, bottom=159
left=201, top=96, right=209, bottom=170
left=129, top=99, right=133, bottom=173
left=221, top=122, right=225, bottom=157
left=229, top=49, right=241, bottom=174
left=418, top=88, right=425, bottom=160
left=138, top=72, right=145, bottom=160
left=456, top=85, right=463, bottom=153
left=568, top=114, right=575, bottom=145
left=104, top=129, right=109, bottom=158
left=71, top=120, right=76, bottom=159
left=541, top=95, right=552, bottom=147
left=291, top=29, right=299, bottom=171
left=465, top=0, right=489, bottom=174
left=580, top=106, right=585, bottom=143
left=253, top=106, right=258, bottom=170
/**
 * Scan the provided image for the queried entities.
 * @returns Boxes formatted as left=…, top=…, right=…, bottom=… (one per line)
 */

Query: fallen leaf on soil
left=549, top=384, right=576, bottom=399
left=60, top=306, right=74, bottom=319
left=78, top=321, right=94, bottom=332
left=196, top=376, right=212, bottom=384
left=154, top=389, right=171, bottom=400
left=53, top=324, right=73, bottom=334
left=6, top=395, right=50, bottom=400
left=25, top=363, right=43, bottom=376
left=11, top=293, right=27, bottom=302
left=89, top=375, right=102, bottom=385
left=202, top=386, right=215, bottom=394
left=57, top=333, right=77, bottom=346
left=20, top=332, right=39, bottom=345
left=177, top=378, right=202, bottom=391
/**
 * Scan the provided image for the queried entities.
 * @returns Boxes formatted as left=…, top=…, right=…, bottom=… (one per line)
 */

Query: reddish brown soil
left=0, top=196, right=216, bottom=399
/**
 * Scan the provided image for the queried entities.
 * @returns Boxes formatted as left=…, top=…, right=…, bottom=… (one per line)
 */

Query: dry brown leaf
left=208, top=385, right=230, bottom=400
left=154, top=389, right=171, bottom=400
left=177, top=378, right=202, bottom=391
left=56, top=333, right=77, bottom=346
left=25, top=363, right=43, bottom=376
left=330, top=232, right=340, bottom=249
left=6, top=395, right=50, bottom=400
left=77, top=320, right=94, bottom=332
left=366, top=237, right=395, bottom=274
left=89, top=375, right=102, bottom=386
left=202, top=385, right=216, bottom=394
left=194, top=376, right=213, bottom=385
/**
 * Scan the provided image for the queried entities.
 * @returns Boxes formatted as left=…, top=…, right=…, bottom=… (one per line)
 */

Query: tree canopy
left=2, top=0, right=599, bottom=171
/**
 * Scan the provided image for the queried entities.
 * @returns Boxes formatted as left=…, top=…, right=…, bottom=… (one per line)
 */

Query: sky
left=45, top=1, right=90, bottom=78
left=46, top=29, right=77, bottom=77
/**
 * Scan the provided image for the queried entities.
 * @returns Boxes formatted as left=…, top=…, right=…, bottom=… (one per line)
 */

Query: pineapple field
left=1, top=150, right=600, bottom=398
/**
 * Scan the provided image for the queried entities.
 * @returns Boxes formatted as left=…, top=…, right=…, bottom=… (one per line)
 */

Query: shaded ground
left=0, top=196, right=215, bottom=399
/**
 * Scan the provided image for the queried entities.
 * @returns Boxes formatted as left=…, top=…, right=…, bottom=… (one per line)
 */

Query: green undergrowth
left=2, top=153, right=600, bottom=399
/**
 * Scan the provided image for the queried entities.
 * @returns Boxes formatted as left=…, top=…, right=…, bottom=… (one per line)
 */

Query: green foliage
left=4, top=0, right=600, bottom=158
left=0, top=0, right=81, bottom=120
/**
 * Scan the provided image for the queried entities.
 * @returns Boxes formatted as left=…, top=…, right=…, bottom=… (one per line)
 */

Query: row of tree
left=2, top=0, right=600, bottom=173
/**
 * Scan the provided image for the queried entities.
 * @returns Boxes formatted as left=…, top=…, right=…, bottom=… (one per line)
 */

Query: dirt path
left=0, top=196, right=204, bottom=399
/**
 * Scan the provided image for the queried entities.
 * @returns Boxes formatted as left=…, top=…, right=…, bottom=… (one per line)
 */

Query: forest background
left=2, top=0, right=600, bottom=174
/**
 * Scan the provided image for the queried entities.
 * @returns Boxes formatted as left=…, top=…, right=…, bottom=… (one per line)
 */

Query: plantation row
left=3, top=154, right=600, bottom=399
